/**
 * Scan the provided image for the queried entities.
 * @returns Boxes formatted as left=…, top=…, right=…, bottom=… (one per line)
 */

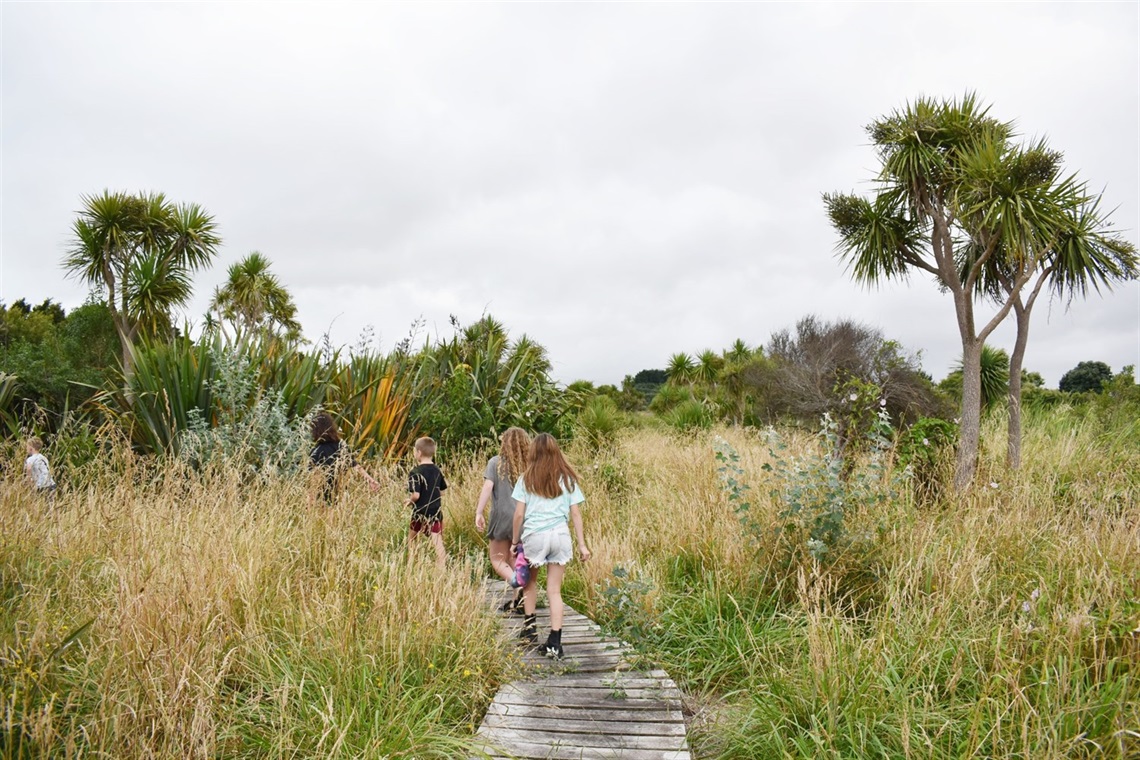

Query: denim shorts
left=521, top=524, right=573, bottom=566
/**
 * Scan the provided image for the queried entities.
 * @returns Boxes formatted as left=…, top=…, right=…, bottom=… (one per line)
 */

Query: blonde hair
left=27, top=437, right=43, bottom=452
left=414, top=436, right=437, bottom=458
left=522, top=433, right=578, bottom=499
left=497, top=427, right=530, bottom=483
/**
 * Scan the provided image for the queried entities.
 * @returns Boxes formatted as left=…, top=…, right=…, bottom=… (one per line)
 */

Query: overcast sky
left=2, top=2, right=1137, bottom=387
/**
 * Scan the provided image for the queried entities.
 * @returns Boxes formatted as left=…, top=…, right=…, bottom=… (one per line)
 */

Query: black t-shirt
left=408, top=463, right=447, bottom=521
left=310, top=440, right=355, bottom=502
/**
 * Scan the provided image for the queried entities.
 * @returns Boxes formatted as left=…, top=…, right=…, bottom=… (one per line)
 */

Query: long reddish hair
left=522, top=433, right=578, bottom=498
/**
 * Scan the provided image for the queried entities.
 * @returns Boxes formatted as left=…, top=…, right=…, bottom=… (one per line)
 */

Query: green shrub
left=178, top=345, right=309, bottom=477
left=574, top=396, right=623, bottom=451
left=665, top=399, right=712, bottom=432
left=896, top=416, right=958, bottom=504
left=648, top=384, right=692, bottom=415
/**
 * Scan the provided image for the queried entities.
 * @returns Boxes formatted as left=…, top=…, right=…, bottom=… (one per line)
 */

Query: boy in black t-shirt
left=406, top=436, right=448, bottom=569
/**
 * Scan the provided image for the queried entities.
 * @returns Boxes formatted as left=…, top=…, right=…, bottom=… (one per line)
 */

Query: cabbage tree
left=64, top=191, right=220, bottom=380
left=824, top=94, right=1125, bottom=490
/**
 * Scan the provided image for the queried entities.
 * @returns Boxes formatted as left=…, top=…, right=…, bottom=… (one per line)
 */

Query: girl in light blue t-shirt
left=510, top=433, right=591, bottom=660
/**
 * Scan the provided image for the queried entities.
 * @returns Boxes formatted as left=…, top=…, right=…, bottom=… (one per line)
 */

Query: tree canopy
left=1059, top=361, right=1114, bottom=394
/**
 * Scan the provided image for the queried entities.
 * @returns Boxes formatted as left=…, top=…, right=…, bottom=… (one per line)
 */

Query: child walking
left=406, top=436, right=448, bottom=570
left=475, top=427, right=531, bottom=612
left=309, top=412, right=380, bottom=504
left=24, top=437, right=56, bottom=498
left=511, top=433, right=591, bottom=659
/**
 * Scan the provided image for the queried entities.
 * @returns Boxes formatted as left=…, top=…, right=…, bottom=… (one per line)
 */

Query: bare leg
left=430, top=531, right=446, bottom=570
left=523, top=564, right=539, bottom=615
left=488, top=538, right=513, bottom=582
left=545, top=563, right=565, bottom=631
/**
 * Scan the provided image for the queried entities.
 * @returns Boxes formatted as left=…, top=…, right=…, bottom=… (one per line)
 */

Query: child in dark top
left=406, top=436, right=447, bottom=569
left=309, top=412, right=379, bottom=504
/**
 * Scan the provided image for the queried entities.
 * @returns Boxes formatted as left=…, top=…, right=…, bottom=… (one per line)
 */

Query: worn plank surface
left=472, top=580, right=691, bottom=760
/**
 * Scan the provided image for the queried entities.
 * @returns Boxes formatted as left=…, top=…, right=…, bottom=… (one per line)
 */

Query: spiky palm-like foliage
left=97, top=336, right=414, bottom=462
left=64, top=191, right=220, bottom=380
left=666, top=353, right=696, bottom=386
left=209, top=252, right=302, bottom=343
left=327, top=353, right=413, bottom=461
left=696, top=350, right=723, bottom=387
left=967, top=194, right=1137, bottom=467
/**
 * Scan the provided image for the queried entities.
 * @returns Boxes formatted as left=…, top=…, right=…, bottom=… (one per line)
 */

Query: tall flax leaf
left=329, top=354, right=414, bottom=461
left=95, top=335, right=215, bottom=453
left=0, top=372, right=21, bottom=437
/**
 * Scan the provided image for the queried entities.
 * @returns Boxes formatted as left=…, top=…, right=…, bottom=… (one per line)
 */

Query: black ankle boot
left=520, top=614, right=537, bottom=644
left=499, top=589, right=523, bottom=614
left=543, top=628, right=563, bottom=660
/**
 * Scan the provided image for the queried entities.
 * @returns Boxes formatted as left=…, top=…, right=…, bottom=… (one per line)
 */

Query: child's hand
left=369, top=480, right=380, bottom=493
left=578, top=546, right=592, bottom=562
left=475, top=512, right=486, bottom=531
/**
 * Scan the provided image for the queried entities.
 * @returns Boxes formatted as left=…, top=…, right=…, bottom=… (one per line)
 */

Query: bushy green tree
left=1059, top=361, right=1113, bottom=393
left=0, top=299, right=120, bottom=430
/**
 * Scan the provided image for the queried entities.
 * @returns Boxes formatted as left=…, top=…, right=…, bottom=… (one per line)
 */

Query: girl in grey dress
left=475, top=427, right=531, bottom=610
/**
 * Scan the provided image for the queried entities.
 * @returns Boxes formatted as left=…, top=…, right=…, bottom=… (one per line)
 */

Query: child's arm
left=475, top=479, right=493, bottom=531
left=354, top=464, right=380, bottom=492
left=406, top=470, right=421, bottom=507
left=510, top=499, right=526, bottom=547
left=570, top=504, right=590, bottom=562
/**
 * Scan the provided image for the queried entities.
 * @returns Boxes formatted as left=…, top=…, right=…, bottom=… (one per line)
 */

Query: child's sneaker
left=510, top=543, right=530, bottom=588
left=542, top=630, right=563, bottom=660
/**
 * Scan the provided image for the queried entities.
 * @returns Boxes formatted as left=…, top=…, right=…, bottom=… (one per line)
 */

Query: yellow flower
left=463, top=669, right=472, bottom=677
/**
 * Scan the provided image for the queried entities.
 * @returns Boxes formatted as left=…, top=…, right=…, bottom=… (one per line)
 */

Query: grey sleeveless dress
left=484, top=455, right=517, bottom=541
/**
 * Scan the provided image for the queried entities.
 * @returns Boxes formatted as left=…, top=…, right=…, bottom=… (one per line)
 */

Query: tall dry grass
left=1, top=448, right=507, bottom=758
left=558, top=415, right=1138, bottom=759
left=3, top=406, right=1137, bottom=758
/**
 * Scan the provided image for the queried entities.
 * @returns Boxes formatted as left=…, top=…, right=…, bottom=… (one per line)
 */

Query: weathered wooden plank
left=479, top=725, right=687, bottom=751
left=473, top=736, right=691, bottom=760
left=525, top=674, right=677, bottom=688
left=482, top=713, right=686, bottom=738
left=485, top=701, right=684, bottom=723
left=497, top=685, right=683, bottom=702
left=492, top=692, right=684, bottom=711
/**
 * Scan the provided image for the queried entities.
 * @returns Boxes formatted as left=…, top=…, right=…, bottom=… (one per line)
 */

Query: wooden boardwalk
left=473, top=580, right=691, bottom=760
